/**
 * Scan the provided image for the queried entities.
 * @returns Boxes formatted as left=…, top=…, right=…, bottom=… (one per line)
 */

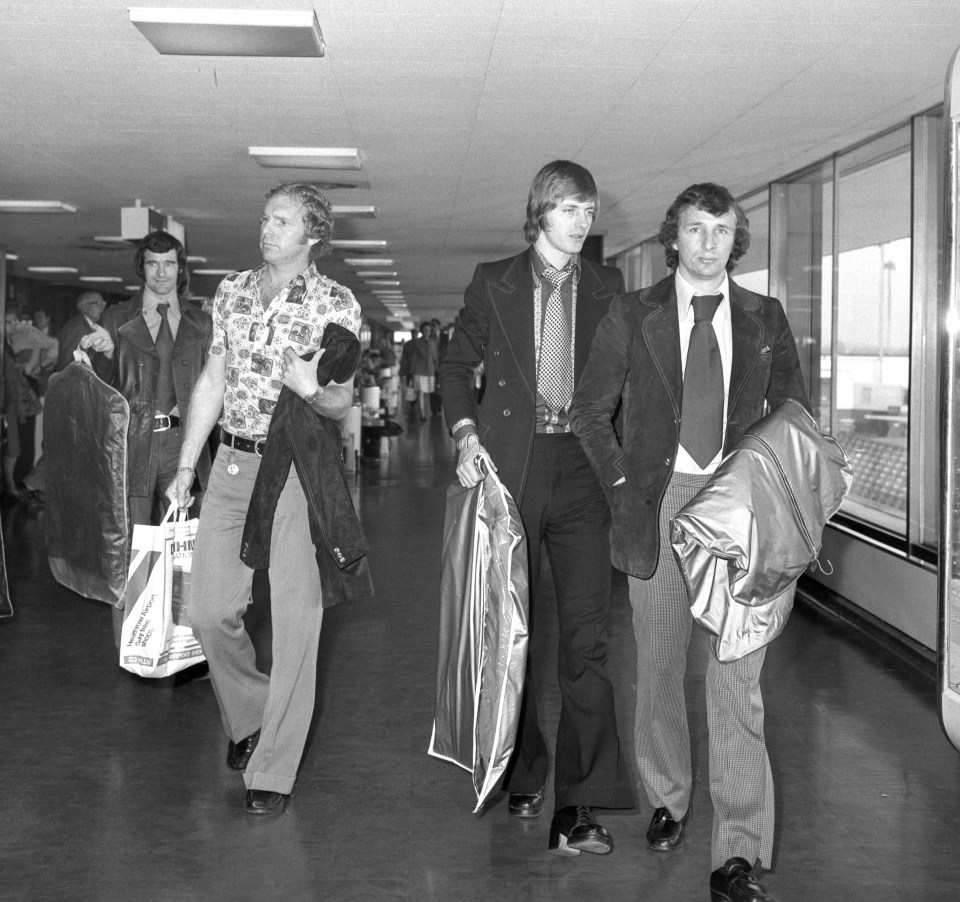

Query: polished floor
left=2, top=412, right=960, bottom=902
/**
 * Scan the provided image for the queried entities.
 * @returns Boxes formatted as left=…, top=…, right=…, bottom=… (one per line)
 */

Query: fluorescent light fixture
left=331, top=205, right=376, bottom=218
left=92, top=235, right=130, bottom=245
left=344, top=257, right=393, bottom=266
left=28, top=266, right=78, bottom=274
left=187, top=256, right=207, bottom=264
left=329, top=239, right=386, bottom=250
left=192, top=269, right=235, bottom=276
left=0, top=200, right=76, bottom=214
left=125, top=284, right=140, bottom=291
left=80, top=276, right=123, bottom=283
left=249, top=147, right=360, bottom=170
left=5, top=253, right=17, bottom=261
left=372, top=290, right=405, bottom=297
left=355, top=271, right=396, bottom=277
left=365, top=280, right=400, bottom=287
left=129, top=8, right=325, bottom=57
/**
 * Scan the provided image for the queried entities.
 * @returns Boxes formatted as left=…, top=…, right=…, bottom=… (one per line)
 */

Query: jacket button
left=493, top=349, right=500, bottom=357
left=498, top=379, right=506, bottom=387
left=645, top=498, right=653, bottom=506
left=665, top=458, right=671, bottom=466
left=503, top=409, right=511, bottom=417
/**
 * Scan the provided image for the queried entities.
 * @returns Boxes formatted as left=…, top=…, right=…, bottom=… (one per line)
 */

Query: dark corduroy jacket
left=569, top=275, right=809, bottom=580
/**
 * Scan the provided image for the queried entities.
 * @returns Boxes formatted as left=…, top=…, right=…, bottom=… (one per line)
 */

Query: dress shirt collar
left=532, top=245, right=580, bottom=281
left=675, top=269, right=730, bottom=319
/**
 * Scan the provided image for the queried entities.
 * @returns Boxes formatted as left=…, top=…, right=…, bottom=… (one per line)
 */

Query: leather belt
left=220, top=428, right=267, bottom=457
left=154, top=414, right=181, bottom=432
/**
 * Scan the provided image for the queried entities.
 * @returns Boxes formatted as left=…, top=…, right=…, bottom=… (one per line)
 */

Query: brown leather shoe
left=710, top=857, right=774, bottom=902
left=508, top=789, right=544, bottom=818
left=243, top=789, right=288, bottom=816
left=646, top=806, right=687, bottom=851
left=226, top=729, right=260, bottom=770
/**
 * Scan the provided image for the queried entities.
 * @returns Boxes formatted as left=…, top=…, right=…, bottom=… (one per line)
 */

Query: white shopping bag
left=119, top=505, right=205, bottom=677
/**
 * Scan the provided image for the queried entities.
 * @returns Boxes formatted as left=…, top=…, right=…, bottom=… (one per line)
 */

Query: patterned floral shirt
left=210, top=261, right=361, bottom=438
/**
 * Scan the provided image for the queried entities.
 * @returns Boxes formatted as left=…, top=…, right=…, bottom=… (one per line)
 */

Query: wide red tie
left=679, top=293, right=723, bottom=468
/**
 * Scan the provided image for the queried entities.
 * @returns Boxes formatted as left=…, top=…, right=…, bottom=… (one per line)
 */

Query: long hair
left=266, top=183, right=335, bottom=260
left=134, top=230, right=189, bottom=296
left=523, top=160, right=598, bottom=244
left=658, top=183, right=751, bottom=272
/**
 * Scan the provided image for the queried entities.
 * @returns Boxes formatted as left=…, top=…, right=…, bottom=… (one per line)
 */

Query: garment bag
left=672, top=399, right=852, bottom=661
left=45, top=359, right=130, bottom=605
left=429, top=471, right=529, bottom=812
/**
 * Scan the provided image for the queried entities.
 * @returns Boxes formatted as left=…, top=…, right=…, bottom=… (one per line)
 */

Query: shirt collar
left=675, top=269, right=730, bottom=319
left=532, top=245, right=580, bottom=281
left=246, top=261, right=318, bottom=292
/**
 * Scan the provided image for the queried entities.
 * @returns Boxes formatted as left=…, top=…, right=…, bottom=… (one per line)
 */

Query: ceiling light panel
left=329, top=239, right=387, bottom=249
left=28, top=266, right=78, bottom=274
left=332, top=206, right=376, bottom=218
left=129, top=8, right=325, bottom=57
left=343, top=258, right=393, bottom=266
left=0, top=200, right=76, bottom=214
left=355, top=271, right=397, bottom=277
left=80, top=276, right=122, bottom=283
left=250, top=147, right=361, bottom=170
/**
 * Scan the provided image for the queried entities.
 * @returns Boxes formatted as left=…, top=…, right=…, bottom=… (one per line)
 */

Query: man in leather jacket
left=100, top=230, right=212, bottom=648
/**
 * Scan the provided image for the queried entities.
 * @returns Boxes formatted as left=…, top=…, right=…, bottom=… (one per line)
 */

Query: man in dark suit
left=55, top=291, right=112, bottom=379
left=570, top=183, right=809, bottom=901
left=441, top=160, right=633, bottom=856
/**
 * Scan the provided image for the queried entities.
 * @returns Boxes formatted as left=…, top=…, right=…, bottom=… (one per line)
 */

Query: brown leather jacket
left=101, top=291, right=212, bottom=496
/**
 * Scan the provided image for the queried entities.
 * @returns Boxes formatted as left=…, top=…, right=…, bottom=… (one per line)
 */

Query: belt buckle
left=154, top=414, right=171, bottom=432
left=255, top=439, right=266, bottom=457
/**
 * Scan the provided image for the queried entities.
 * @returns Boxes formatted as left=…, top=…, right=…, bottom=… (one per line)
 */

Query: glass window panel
left=834, top=127, right=911, bottom=534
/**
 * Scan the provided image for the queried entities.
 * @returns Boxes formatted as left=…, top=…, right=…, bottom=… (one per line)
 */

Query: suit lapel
left=574, top=260, right=612, bottom=377
left=489, top=250, right=536, bottom=396
left=727, top=282, right=763, bottom=413
left=116, top=292, right=157, bottom=357
left=643, top=277, right=683, bottom=410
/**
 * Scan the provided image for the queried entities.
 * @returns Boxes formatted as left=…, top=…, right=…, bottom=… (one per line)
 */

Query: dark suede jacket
left=101, top=291, right=212, bottom=497
left=569, top=275, right=809, bottom=580
left=240, top=324, right=373, bottom=608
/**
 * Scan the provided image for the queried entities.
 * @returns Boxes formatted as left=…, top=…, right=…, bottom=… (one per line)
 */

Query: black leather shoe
left=646, top=806, right=687, bottom=851
left=508, top=789, right=544, bottom=818
left=243, top=789, right=287, bottom=816
left=710, top=857, right=774, bottom=902
left=548, top=806, right=613, bottom=856
left=226, top=729, right=260, bottom=770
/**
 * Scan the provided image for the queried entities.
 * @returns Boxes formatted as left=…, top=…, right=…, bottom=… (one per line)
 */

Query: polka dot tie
left=539, top=267, right=573, bottom=412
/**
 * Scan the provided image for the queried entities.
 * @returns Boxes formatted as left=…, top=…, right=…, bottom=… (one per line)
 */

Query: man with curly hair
left=167, top=183, right=361, bottom=816
left=571, top=183, right=809, bottom=901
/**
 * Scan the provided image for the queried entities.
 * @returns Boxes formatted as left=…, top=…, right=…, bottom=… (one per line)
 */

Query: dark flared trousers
left=502, top=433, right=633, bottom=811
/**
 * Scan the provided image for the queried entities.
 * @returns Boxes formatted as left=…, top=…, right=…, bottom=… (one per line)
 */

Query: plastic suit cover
left=45, top=361, right=130, bottom=606
left=671, top=399, right=852, bottom=662
left=429, top=473, right=529, bottom=813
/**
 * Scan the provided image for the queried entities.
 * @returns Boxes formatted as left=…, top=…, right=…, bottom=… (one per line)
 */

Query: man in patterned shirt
left=167, top=183, right=361, bottom=816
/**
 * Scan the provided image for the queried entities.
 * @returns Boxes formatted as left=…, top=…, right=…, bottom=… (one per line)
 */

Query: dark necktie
left=679, top=293, right=724, bottom=468
left=539, top=267, right=574, bottom=412
left=154, top=302, right=177, bottom=415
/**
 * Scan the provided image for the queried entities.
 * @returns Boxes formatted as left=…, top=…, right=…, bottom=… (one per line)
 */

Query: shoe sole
left=508, top=807, right=543, bottom=819
left=567, top=837, right=613, bottom=855
left=547, top=833, right=581, bottom=857
left=243, top=799, right=287, bottom=816
left=647, top=837, right=684, bottom=852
